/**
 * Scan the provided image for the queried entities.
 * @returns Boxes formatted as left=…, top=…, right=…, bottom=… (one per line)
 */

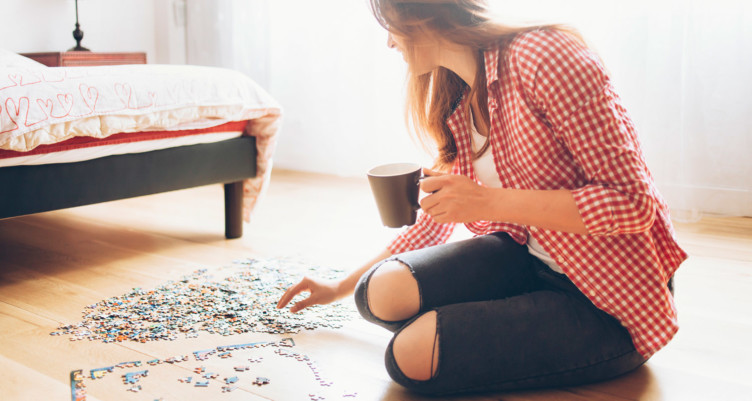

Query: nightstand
left=20, top=51, right=147, bottom=67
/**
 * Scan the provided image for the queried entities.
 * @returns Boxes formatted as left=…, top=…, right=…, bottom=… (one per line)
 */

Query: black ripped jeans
left=354, top=232, right=646, bottom=396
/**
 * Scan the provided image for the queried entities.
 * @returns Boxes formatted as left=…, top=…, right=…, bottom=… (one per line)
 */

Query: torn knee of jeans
left=366, top=260, right=420, bottom=322
left=390, top=311, right=440, bottom=382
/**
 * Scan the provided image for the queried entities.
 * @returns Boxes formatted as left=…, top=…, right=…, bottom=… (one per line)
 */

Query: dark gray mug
left=367, top=163, right=422, bottom=228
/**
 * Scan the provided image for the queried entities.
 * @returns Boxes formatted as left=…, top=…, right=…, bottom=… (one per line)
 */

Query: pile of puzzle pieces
left=52, top=258, right=356, bottom=343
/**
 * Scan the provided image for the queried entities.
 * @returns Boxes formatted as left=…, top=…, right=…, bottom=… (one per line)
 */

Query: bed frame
left=0, top=136, right=256, bottom=239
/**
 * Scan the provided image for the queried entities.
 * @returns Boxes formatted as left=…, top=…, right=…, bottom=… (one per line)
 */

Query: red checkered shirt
left=388, top=29, right=688, bottom=358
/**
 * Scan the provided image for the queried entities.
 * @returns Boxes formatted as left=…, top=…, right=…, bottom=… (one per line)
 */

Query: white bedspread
left=0, top=51, right=282, bottom=220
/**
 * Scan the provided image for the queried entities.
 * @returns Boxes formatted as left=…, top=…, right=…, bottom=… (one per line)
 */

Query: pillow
left=0, top=49, right=46, bottom=69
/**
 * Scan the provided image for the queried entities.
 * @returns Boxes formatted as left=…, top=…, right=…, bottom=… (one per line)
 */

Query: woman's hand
left=277, top=250, right=394, bottom=314
left=276, top=276, right=345, bottom=313
left=419, top=168, right=490, bottom=224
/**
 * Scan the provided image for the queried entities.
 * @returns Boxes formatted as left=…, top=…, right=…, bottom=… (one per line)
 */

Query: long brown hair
left=369, top=0, right=571, bottom=169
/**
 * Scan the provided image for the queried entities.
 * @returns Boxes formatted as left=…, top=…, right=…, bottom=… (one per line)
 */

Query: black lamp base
left=69, top=22, right=90, bottom=52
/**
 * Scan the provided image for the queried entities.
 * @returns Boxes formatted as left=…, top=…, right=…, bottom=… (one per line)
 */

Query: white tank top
left=469, top=119, right=563, bottom=273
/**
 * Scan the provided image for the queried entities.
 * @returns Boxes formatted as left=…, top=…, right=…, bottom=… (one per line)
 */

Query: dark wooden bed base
left=0, top=136, right=256, bottom=239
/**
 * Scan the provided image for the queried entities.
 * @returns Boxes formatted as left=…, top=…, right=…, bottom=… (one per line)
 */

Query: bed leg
left=224, top=181, right=244, bottom=239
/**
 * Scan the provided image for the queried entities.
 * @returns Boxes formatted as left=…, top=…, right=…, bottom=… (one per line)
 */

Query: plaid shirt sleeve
left=516, top=31, right=658, bottom=236
left=387, top=211, right=457, bottom=255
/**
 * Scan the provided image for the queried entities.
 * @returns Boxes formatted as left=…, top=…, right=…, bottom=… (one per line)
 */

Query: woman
left=277, top=0, right=687, bottom=395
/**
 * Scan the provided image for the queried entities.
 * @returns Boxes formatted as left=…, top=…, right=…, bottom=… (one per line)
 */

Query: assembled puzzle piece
left=126, top=385, right=142, bottom=393
left=122, top=370, right=148, bottom=384
left=70, top=369, right=86, bottom=401
left=89, top=366, right=114, bottom=380
left=193, top=349, right=215, bottom=361
left=116, top=361, right=142, bottom=369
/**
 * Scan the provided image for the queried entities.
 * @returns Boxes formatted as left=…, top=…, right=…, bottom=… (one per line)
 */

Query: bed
left=0, top=50, right=282, bottom=238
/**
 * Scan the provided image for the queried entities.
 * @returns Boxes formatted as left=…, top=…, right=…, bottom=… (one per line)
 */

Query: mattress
left=0, top=120, right=247, bottom=167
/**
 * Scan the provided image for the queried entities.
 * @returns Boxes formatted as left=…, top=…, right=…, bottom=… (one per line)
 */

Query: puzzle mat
left=60, top=257, right=362, bottom=400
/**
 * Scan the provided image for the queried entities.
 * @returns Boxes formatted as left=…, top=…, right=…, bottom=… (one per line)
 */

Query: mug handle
left=412, top=171, right=424, bottom=211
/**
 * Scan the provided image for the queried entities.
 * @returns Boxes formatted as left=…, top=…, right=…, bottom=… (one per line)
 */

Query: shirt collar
left=483, top=46, right=501, bottom=89
left=447, top=46, right=500, bottom=123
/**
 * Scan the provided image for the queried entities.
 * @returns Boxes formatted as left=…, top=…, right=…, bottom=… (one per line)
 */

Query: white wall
left=0, top=0, right=162, bottom=62
left=265, top=1, right=433, bottom=175
left=182, top=0, right=432, bottom=177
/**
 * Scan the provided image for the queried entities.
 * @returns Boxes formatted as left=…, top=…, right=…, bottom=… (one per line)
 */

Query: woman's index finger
left=420, top=175, right=448, bottom=194
left=276, top=279, right=309, bottom=309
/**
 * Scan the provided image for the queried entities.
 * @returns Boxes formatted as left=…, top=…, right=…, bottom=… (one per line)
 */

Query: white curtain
left=185, top=0, right=752, bottom=218
left=184, top=0, right=270, bottom=88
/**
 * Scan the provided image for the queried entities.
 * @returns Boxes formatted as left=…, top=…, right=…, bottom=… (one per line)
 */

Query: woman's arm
left=419, top=169, right=588, bottom=234
left=514, top=30, right=657, bottom=236
left=276, top=248, right=392, bottom=313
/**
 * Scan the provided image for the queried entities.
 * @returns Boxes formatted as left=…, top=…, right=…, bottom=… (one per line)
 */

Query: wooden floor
left=1, top=169, right=751, bottom=401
